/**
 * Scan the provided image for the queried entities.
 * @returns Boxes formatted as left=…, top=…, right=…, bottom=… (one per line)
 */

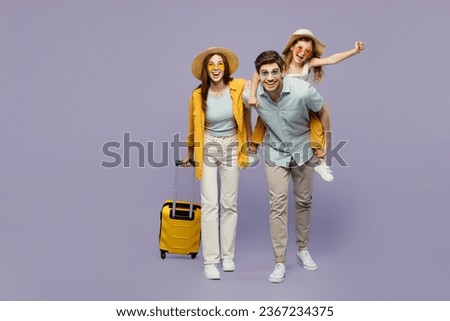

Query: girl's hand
left=355, top=41, right=365, bottom=53
left=248, top=95, right=259, bottom=107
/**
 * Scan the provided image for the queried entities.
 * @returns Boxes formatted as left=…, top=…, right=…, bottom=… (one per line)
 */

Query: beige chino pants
left=264, top=158, right=315, bottom=263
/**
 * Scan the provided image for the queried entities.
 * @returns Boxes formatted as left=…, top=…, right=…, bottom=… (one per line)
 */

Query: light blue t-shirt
left=205, top=89, right=237, bottom=137
left=254, top=76, right=324, bottom=167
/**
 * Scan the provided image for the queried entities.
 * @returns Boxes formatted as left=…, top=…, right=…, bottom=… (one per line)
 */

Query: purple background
left=1, top=0, right=449, bottom=300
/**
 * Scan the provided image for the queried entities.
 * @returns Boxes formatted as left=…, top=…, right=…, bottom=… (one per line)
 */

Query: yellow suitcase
left=159, top=160, right=201, bottom=259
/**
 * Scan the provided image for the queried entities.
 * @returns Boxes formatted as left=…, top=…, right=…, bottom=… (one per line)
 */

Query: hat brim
left=191, top=47, right=239, bottom=80
left=282, top=30, right=326, bottom=57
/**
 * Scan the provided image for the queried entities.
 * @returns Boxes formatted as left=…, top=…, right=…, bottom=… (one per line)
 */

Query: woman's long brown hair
left=199, top=53, right=232, bottom=111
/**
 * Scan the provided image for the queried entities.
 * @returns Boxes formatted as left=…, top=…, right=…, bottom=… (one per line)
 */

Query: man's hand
left=248, top=142, right=259, bottom=154
left=314, top=148, right=325, bottom=159
left=314, top=139, right=328, bottom=159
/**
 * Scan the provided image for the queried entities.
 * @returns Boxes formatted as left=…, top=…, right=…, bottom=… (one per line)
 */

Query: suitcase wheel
left=190, top=253, right=197, bottom=259
left=160, top=250, right=167, bottom=259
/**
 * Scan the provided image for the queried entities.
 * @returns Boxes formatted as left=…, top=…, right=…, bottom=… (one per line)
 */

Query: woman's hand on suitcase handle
left=181, top=154, right=193, bottom=167
left=179, top=147, right=195, bottom=167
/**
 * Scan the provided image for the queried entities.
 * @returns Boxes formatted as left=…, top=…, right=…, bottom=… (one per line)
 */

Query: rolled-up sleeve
left=306, top=85, right=324, bottom=112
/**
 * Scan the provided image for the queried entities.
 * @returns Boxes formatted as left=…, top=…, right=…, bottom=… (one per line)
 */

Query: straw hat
left=282, top=28, right=326, bottom=57
left=191, top=47, right=239, bottom=80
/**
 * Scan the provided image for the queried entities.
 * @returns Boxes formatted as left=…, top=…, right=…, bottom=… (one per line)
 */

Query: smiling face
left=258, top=62, right=283, bottom=99
left=207, top=54, right=225, bottom=84
left=291, top=38, right=314, bottom=65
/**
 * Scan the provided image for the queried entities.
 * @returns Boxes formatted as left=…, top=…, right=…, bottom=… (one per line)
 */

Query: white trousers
left=201, top=132, right=240, bottom=265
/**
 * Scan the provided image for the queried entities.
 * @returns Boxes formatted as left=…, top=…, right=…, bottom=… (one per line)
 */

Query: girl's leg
left=309, top=110, right=324, bottom=151
left=309, top=108, right=334, bottom=182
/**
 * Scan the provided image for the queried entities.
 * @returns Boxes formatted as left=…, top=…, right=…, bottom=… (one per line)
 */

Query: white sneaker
left=297, top=249, right=318, bottom=271
left=203, top=264, right=221, bottom=280
left=268, top=263, right=286, bottom=283
left=222, top=258, right=235, bottom=272
left=314, top=161, right=334, bottom=182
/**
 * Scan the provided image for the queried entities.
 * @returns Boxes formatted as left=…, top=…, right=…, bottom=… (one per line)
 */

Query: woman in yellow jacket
left=182, top=47, right=251, bottom=280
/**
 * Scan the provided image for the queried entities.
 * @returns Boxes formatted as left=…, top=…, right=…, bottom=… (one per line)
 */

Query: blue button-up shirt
left=254, top=76, right=324, bottom=167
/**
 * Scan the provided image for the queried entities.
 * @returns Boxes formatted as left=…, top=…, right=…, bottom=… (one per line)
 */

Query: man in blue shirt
left=247, top=50, right=330, bottom=283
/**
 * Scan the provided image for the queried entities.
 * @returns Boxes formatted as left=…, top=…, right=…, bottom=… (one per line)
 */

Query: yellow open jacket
left=186, top=78, right=250, bottom=180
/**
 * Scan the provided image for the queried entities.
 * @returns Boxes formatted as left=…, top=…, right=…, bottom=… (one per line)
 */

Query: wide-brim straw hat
left=191, top=47, right=239, bottom=80
left=282, top=28, right=326, bottom=57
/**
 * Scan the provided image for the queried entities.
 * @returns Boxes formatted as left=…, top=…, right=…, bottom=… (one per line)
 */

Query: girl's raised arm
left=310, top=41, right=364, bottom=68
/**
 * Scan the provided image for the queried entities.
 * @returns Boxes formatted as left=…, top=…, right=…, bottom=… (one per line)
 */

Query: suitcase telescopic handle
left=172, top=159, right=196, bottom=219
left=175, top=160, right=195, bottom=167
